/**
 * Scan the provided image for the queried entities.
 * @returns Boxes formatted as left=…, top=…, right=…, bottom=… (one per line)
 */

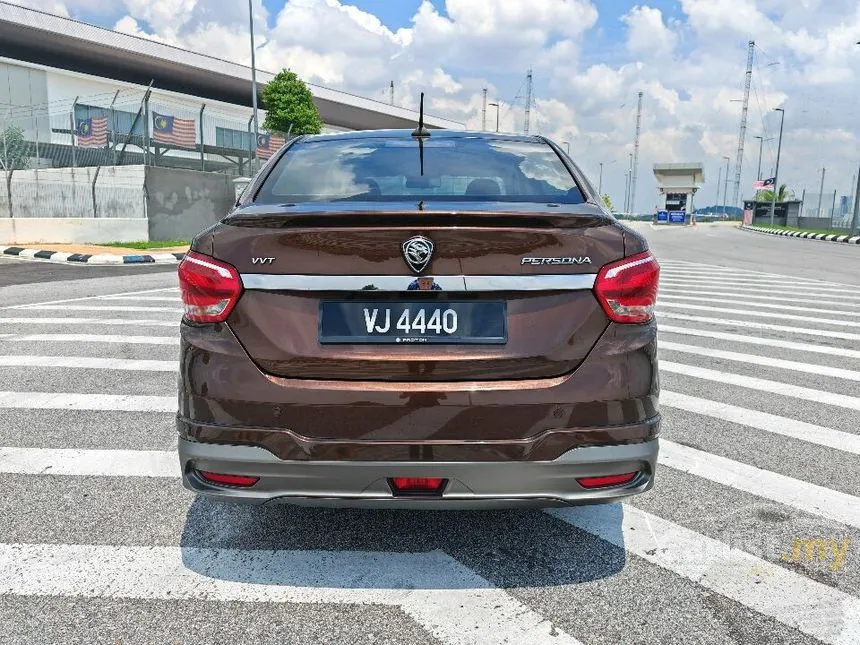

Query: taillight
left=594, top=251, right=659, bottom=324
left=178, top=251, right=243, bottom=323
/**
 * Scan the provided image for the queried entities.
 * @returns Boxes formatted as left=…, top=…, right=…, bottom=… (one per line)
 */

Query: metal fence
left=799, top=190, right=856, bottom=230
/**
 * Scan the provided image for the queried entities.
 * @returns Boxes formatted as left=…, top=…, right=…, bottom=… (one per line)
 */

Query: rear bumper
left=179, top=437, right=658, bottom=509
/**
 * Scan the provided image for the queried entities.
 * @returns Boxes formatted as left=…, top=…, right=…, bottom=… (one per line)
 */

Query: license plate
left=319, top=301, right=507, bottom=344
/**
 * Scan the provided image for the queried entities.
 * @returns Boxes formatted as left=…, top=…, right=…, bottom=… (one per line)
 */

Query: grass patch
left=755, top=225, right=851, bottom=237
left=101, top=240, right=190, bottom=249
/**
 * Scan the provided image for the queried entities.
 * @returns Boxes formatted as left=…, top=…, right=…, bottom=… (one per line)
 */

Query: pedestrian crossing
left=1, top=260, right=859, bottom=644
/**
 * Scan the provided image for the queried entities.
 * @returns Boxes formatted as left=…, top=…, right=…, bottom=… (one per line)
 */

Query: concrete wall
left=0, top=217, right=148, bottom=244
left=3, top=166, right=146, bottom=219
left=144, top=166, right=234, bottom=241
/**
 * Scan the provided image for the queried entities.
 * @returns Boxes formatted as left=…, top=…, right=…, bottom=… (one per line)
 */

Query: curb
left=1, top=246, right=186, bottom=265
left=740, top=225, right=860, bottom=245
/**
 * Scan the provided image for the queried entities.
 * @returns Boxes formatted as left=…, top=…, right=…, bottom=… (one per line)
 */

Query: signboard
left=743, top=201, right=754, bottom=225
left=668, top=211, right=686, bottom=224
left=665, top=192, right=688, bottom=211
left=656, top=210, right=669, bottom=223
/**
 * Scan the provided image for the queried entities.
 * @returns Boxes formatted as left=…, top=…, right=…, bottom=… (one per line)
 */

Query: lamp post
left=598, top=162, right=603, bottom=195
left=770, top=108, right=785, bottom=225
left=488, top=102, right=500, bottom=132
left=722, top=155, right=730, bottom=215
left=248, top=0, right=260, bottom=160
left=562, top=141, right=570, bottom=155
left=716, top=164, right=722, bottom=215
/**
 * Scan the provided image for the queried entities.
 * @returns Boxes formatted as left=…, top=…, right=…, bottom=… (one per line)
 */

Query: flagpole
left=248, top=0, right=260, bottom=167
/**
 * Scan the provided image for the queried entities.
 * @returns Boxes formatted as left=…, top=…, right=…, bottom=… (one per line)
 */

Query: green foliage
left=261, top=70, right=323, bottom=136
left=759, top=183, right=789, bottom=203
left=601, top=194, right=614, bottom=211
left=0, top=125, right=30, bottom=171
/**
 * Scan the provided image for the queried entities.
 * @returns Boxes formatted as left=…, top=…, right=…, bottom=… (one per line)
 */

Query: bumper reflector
left=576, top=472, right=638, bottom=489
left=389, top=477, right=446, bottom=495
left=198, top=471, right=260, bottom=488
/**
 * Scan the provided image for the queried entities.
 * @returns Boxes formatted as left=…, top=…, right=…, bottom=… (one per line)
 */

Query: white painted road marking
left=548, top=505, right=860, bottom=645
left=13, top=305, right=183, bottom=313
left=0, top=318, right=178, bottom=327
left=0, top=288, right=179, bottom=311
left=659, top=294, right=860, bottom=317
left=0, top=392, right=175, bottom=412
left=658, top=278, right=860, bottom=298
left=659, top=302, right=860, bottom=327
left=658, top=324, right=860, bottom=360
left=657, top=312, right=860, bottom=342
left=661, top=361, right=860, bottom=411
left=661, top=390, right=860, bottom=455
left=659, top=341, right=860, bottom=381
left=658, top=287, right=860, bottom=310
left=0, top=335, right=178, bottom=345
left=0, top=448, right=177, bottom=477
left=0, top=356, right=177, bottom=371
left=0, top=544, right=582, bottom=645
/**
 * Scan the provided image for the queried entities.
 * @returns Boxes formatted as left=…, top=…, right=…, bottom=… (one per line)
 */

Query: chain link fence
left=799, top=190, right=856, bottom=231
left=1, top=88, right=291, bottom=218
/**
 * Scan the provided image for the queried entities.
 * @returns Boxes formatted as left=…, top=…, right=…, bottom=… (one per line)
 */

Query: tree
left=602, top=194, right=614, bottom=211
left=759, top=183, right=789, bottom=203
left=261, top=70, right=323, bottom=136
left=0, top=124, right=30, bottom=172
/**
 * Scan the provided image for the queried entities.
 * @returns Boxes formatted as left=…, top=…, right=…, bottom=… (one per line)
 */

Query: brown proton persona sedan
left=177, top=128, right=660, bottom=508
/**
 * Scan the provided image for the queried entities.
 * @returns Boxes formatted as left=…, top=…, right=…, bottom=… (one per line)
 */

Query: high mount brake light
left=178, top=251, right=243, bottom=324
left=594, top=251, right=660, bottom=324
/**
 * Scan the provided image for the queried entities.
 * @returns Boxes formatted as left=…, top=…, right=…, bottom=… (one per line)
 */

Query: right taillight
left=177, top=251, right=243, bottom=324
left=594, top=251, right=660, bottom=324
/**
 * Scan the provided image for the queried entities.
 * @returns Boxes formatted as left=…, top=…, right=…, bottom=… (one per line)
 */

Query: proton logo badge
left=401, top=236, right=434, bottom=274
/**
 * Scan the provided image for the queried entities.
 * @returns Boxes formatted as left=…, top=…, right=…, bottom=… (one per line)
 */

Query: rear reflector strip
left=389, top=477, right=446, bottom=495
left=198, top=471, right=260, bottom=487
left=576, top=472, right=638, bottom=489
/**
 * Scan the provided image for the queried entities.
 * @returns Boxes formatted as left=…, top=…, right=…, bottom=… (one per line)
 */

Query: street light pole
left=248, top=0, right=260, bottom=161
left=770, top=107, right=785, bottom=225
left=488, top=102, right=500, bottom=133
left=722, top=156, right=730, bottom=215
left=598, top=162, right=604, bottom=195
left=716, top=164, right=722, bottom=214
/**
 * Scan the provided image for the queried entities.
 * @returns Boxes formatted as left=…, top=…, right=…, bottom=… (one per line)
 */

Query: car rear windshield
left=254, top=136, right=585, bottom=204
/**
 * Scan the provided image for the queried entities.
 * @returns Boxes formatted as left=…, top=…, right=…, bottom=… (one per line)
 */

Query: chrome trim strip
left=241, top=273, right=597, bottom=292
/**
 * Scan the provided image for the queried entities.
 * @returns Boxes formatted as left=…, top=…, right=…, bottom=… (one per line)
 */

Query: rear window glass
left=254, top=136, right=585, bottom=204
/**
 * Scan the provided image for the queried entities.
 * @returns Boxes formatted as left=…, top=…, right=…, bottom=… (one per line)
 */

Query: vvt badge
left=401, top=236, right=434, bottom=274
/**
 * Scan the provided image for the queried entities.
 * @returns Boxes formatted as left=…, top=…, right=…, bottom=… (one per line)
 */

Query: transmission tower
left=524, top=69, right=533, bottom=134
left=630, top=92, right=643, bottom=215
left=732, top=41, right=754, bottom=208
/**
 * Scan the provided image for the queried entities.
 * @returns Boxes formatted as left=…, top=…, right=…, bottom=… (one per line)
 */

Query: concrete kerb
left=740, top=224, right=860, bottom=246
left=1, top=246, right=185, bottom=265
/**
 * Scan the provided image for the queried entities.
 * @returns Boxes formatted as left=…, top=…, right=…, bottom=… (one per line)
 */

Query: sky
left=9, top=0, right=860, bottom=213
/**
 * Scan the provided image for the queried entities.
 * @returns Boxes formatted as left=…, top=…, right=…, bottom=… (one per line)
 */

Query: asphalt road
left=0, top=227, right=858, bottom=644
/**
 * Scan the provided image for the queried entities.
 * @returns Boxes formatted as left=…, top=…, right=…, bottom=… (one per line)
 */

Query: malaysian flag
left=753, top=176, right=776, bottom=190
left=256, top=133, right=286, bottom=160
left=75, top=117, right=108, bottom=148
left=152, top=112, right=197, bottom=148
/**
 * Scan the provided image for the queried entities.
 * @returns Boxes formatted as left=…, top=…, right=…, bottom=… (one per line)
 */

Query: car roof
left=300, top=129, right=550, bottom=144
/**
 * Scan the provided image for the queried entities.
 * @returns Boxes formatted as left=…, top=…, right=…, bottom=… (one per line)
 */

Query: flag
left=75, top=117, right=108, bottom=148
left=753, top=176, right=776, bottom=190
left=256, top=133, right=286, bottom=160
left=152, top=112, right=197, bottom=148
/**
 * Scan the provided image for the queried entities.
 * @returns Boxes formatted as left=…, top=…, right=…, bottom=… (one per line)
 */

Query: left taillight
left=178, top=251, right=243, bottom=324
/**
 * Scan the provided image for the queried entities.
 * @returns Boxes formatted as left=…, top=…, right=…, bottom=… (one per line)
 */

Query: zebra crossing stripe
left=657, top=312, right=860, bottom=342
left=0, top=392, right=174, bottom=412
left=658, top=302, right=860, bottom=327
left=0, top=447, right=176, bottom=477
left=0, top=334, right=178, bottom=344
left=0, top=318, right=178, bottom=327
left=0, top=544, right=582, bottom=645
left=548, top=504, right=860, bottom=645
left=0, top=356, right=177, bottom=371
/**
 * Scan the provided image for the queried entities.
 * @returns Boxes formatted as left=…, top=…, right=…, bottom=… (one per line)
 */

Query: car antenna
left=411, top=92, right=431, bottom=138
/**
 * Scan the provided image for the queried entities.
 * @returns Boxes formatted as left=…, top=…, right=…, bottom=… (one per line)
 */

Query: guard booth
left=652, top=163, right=704, bottom=225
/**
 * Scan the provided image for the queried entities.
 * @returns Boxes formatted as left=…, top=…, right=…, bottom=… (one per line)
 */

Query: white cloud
left=623, top=6, right=676, bottom=58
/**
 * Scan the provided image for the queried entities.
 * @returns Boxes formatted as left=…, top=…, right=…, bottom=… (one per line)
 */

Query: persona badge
left=402, top=236, right=434, bottom=274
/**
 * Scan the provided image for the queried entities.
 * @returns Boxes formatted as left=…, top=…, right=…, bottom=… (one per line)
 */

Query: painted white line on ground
left=548, top=504, right=860, bottom=645
left=659, top=281, right=860, bottom=303
left=0, top=356, right=177, bottom=371
left=0, top=448, right=176, bottom=477
left=657, top=260, right=853, bottom=286
left=657, top=312, right=860, bottom=342
left=659, top=302, right=860, bottom=327
left=0, top=392, right=174, bottom=412
left=659, top=278, right=860, bottom=297
left=1, top=334, right=178, bottom=345
left=0, top=544, right=581, bottom=645
left=14, top=305, right=183, bottom=313
left=661, top=361, right=860, bottom=411
left=660, top=440, right=860, bottom=529
left=659, top=287, right=860, bottom=310
left=658, top=324, right=860, bottom=359
left=659, top=341, right=860, bottom=381
left=659, top=294, right=860, bottom=317
left=0, top=318, right=178, bottom=327
left=97, top=296, right=182, bottom=302
left=660, top=390, right=860, bottom=455
left=0, top=288, right=178, bottom=311
left=660, top=271, right=826, bottom=287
